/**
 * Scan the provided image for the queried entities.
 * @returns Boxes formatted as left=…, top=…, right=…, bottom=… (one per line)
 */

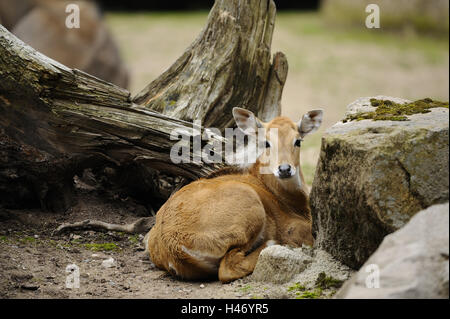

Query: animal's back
left=147, top=173, right=270, bottom=278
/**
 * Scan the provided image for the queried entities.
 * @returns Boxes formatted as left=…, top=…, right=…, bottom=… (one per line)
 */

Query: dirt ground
left=0, top=187, right=335, bottom=299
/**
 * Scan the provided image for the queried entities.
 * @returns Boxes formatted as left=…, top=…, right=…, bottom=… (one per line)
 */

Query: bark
left=0, top=24, right=223, bottom=211
left=0, top=0, right=288, bottom=212
left=53, top=217, right=155, bottom=235
left=258, top=52, right=288, bottom=122
left=133, top=0, right=284, bottom=128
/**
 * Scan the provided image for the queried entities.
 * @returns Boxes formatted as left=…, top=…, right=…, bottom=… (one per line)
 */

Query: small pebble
left=102, top=257, right=115, bottom=268
left=200, top=284, right=205, bottom=289
left=21, top=283, right=40, bottom=291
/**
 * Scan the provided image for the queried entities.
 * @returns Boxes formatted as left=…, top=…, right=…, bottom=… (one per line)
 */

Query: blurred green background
left=104, top=2, right=449, bottom=186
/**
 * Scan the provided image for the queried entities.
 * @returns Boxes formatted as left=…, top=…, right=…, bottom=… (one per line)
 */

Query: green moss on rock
left=287, top=282, right=307, bottom=292
left=343, top=98, right=449, bottom=122
left=295, top=288, right=323, bottom=299
left=315, top=272, right=344, bottom=289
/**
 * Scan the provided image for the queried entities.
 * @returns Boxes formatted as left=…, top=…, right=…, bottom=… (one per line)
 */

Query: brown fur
left=146, top=116, right=315, bottom=283
left=204, top=166, right=245, bottom=179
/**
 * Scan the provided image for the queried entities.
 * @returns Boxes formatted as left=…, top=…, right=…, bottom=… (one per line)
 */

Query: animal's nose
left=278, top=164, right=292, bottom=178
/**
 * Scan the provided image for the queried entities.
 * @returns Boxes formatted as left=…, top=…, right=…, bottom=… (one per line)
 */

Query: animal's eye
left=265, top=141, right=271, bottom=148
left=294, top=139, right=302, bottom=147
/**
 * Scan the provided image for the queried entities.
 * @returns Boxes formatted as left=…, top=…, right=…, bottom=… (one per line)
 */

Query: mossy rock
left=251, top=245, right=313, bottom=284
left=295, top=289, right=323, bottom=299
left=343, top=98, right=448, bottom=122
left=311, top=96, right=449, bottom=269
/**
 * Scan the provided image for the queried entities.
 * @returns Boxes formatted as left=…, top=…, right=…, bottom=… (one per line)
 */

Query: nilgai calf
left=146, top=107, right=323, bottom=283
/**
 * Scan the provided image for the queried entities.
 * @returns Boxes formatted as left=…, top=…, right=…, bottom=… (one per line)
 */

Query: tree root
left=53, top=217, right=155, bottom=236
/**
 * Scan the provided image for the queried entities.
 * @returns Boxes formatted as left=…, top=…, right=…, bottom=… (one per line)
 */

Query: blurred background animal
left=0, top=0, right=129, bottom=88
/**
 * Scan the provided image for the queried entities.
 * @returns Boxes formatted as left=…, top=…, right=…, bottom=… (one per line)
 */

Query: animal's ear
left=297, top=109, right=323, bottom=138
left=232, top=107, right=263, bottom=135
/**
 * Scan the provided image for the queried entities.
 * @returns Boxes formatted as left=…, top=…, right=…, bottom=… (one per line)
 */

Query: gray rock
left=20, top=283, right=40, bottom=291
left=101, top=257, right=115, bottom=268
left=336, top=203, right=449, bottom=299
left=291, top=249, right=354, bottom=289
left=311, top=96, right=449, bottom=268
left=251, top=245, right=353, bottom=286
left=251, top=245, right=313, bottom=284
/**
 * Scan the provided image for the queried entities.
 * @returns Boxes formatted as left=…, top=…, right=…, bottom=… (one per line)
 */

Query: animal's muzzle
left=277, top=164, right=293, bottom=179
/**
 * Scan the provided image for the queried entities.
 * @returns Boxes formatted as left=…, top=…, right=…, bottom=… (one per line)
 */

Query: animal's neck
left=249, top=162, right=310, bottom=217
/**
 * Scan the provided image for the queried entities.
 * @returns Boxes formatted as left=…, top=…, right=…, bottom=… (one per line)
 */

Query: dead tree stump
left=0, top=0, right=288, bottom=212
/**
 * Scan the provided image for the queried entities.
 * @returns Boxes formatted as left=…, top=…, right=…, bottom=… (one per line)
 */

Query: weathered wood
left=0, top=24, right=224, bottom=211
left=53, top=217, right=155, bottom=235
left=0, top=24, right=228, bottom=174
left=258, top=52, right=288, bottom=121
left=133, top=0, right=280, bottom=129
left=0, top=0, right=289, bottom=212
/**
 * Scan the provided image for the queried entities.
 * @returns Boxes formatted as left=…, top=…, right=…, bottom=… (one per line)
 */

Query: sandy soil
left=0, top=188, right=331, bottom=299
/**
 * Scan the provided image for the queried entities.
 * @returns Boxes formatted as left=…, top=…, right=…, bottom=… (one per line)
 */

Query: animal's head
left=232, top=107, right=323, bottom=182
